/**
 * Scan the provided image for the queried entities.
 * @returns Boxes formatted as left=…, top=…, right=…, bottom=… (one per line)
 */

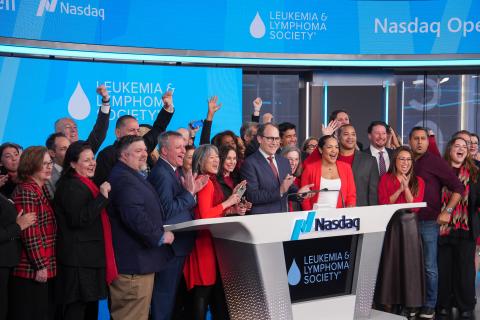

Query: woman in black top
left=54, top=141, right=113, bottom=320
left=0, top=194, right=35, bottom=320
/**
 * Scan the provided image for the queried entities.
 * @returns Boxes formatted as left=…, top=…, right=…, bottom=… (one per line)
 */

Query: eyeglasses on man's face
left=262, top=136, right=281, bottom=143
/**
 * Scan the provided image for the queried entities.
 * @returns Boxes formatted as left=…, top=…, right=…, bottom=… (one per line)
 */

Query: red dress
left=183, top=177, right=225, bottom=290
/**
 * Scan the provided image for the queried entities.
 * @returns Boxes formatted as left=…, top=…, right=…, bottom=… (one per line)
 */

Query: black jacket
left=0, top=194, right=21, bottom=267
left=87, top=106, right=111, bottom=155
left=54, top=176, right=109, bottom=267
left=94, top=107, right=173, bottom=185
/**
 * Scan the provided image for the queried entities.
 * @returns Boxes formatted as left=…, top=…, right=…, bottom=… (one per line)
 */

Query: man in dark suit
left=108, top=135, right=174, bottom=320
left=365, top=121, right=394, bottom=176
left=148, top=131, right=208, bottom=320
left=241, top=123, right=311, bottom=214
left=337, top=124, right=379, bottom=206
left=94, top=91, right=174, bottom=185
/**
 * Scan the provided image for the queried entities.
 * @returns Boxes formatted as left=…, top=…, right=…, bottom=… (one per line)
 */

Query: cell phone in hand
left=0, top=166, right=8, bottom=175
left=189, top=120, right=204, bottom=130
left=235, top=184, right=246, bottom=198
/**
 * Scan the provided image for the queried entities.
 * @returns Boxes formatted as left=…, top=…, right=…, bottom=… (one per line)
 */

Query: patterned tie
left=267, top=156, right=279, bottom=180
left=378, top=151, right=386, bottom=176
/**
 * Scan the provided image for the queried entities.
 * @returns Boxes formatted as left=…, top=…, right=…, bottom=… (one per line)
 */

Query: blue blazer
left=148, top=158, right=196, bottom=256
left=240, top=150, right=297, bottom=214
left=108, top=161, right=173, bottom=274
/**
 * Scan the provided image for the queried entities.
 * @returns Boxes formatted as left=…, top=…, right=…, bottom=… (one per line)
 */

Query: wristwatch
left=446, top=207, right=453, bottom=214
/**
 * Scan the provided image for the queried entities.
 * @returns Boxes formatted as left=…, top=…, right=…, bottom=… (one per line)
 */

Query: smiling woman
left=54, top=141, right=115, bottom=320
left=9, top=146, right=56, bottom=320
left=436, top=137, right=480, bottom=318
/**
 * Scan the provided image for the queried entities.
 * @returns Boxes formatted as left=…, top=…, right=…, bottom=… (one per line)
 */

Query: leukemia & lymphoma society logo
left=36, top=0, right=105, bottom=20
left=249, top=10, right=328, bottom=41
left=66, top=80, right=174, bottom=122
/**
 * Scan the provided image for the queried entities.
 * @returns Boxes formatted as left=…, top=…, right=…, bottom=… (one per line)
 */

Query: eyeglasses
left=42, top=160, right=54, bottom=168
left=262, top=136, right=281, bottom=143
left=397, top=157, right=412, bottom=162
left=306, top=144, right=318, bottom=149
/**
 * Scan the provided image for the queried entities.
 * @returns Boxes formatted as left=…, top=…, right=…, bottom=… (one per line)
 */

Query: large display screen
left=0, top=56, right=242, bottom=148
left=1, top=0, right=480, bottom=56
left=283, top=235, right=358, bottom=303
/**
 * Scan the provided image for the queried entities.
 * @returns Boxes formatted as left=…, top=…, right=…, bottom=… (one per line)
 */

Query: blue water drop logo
left=250, top=12, right=266, bottom=39
left=68, top=82, right=91, bottom=120
left=287, top=259, right=301, bottom=286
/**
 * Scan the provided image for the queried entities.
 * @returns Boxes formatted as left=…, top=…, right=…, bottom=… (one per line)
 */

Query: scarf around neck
left=440, top=165, right=470, bottom=236
left=74, top=173, right=118, bottom=284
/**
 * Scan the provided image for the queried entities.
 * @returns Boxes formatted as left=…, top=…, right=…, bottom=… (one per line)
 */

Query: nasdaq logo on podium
left=291, top=211, right=360, bottom=240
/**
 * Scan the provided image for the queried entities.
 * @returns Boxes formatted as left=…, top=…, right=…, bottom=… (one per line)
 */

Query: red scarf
left=75, top=174, right=118, bottom=284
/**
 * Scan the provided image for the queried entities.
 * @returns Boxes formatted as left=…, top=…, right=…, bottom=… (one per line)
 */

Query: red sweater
left=183, top=179, right=224, bottom=290
left=378, top=173, right=425, bottom=212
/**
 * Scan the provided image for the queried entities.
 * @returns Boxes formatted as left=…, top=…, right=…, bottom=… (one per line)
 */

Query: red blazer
left=377, top=173, right=425, bottom=212
left=300, top=160, right=356, bottom=210
left=183, top=179, right=224, bottom=290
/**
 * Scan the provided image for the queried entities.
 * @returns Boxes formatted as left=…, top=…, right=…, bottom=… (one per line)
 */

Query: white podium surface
left=167, top=203, right=426, bottom=320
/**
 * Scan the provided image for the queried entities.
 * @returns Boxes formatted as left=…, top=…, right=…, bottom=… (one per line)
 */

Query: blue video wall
left=1, top=0, right=480, bottom=56
left=0, top=56, right=242, bottom=148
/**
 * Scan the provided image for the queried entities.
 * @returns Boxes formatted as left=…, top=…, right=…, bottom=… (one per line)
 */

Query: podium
left=166, top=203, right=426, bottom=320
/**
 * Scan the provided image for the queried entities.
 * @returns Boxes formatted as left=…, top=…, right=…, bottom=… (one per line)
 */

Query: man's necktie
left=378, top=151, right=386, bottom=176
left=267, top=156, right=279, bottom=180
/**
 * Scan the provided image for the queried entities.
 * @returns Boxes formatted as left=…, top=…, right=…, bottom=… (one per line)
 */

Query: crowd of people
left=0, top=85, right=480, bottom=320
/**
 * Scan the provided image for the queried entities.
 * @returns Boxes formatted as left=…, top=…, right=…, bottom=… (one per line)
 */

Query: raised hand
left=207, top=96, right=222, bottom=120
left=262, top=113, right=273, bottom=124
left=162, top=90, right=174, bottom=111
left=96, top=84, right=110, bottom=100
left=252, top=97, right=262, bottom=115
left=321, top=120, right=340, bottom=136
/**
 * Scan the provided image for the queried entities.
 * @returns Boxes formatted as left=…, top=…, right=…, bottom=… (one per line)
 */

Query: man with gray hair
left=148, top=131, right=208, bottom=320
left=54, top=84, right=111, bottom=154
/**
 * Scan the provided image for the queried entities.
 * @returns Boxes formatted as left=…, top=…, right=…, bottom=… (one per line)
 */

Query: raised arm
left=87, top=85, right=111, bottom=154
left=143, top=91, right=175, bottom=153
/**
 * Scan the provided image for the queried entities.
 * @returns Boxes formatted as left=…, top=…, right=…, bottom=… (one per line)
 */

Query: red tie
left=268, top=156, right=279, bottom=180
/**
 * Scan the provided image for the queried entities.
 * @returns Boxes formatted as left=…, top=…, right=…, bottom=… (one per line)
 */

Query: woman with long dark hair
left=0, top=143, right=21, bottom=198
left=436, top=137, right=480, bottom=319
left=54, top=141, right=117, bottom=320
left=217, top=145, right=251, bottom=214
left=375, top=146, right=425, bottom=317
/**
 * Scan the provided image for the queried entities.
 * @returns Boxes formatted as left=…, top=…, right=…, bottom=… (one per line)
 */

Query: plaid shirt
left=12, top=180, right=57, bottom=279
